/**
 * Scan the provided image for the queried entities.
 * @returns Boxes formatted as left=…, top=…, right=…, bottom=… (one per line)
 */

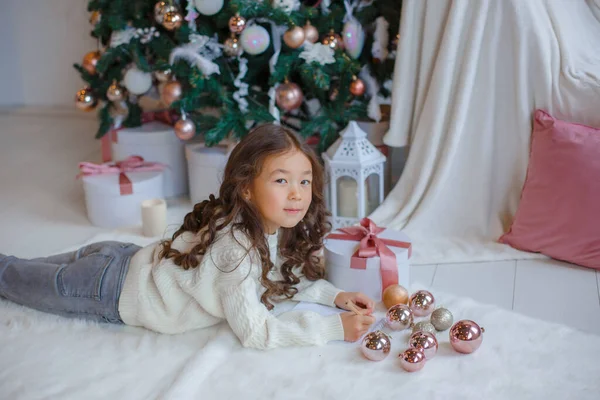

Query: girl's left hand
left=334, top=292, right=375, bottom=315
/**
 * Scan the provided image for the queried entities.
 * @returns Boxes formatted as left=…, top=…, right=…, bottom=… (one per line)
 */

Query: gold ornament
left=224, top=35, right=243, bottom=57
left=322, top=30, right=343, bottom=51
left=409, top=290, right=436, bottom=317
left=89, top=11, right=101, bottom=26
left=74, top=87, right=97, bottom=112
left=106, top=81, right=125, bottom=102
left=382, top=284, right=409, bottom=309
left=228, top=14, right=247, bottom=34
left=154, top=1, right=169, bottom=23
left=161, top=80, right=182, bottom=106
left=154, top=69, right=172, bottom=82
left=430, top=307, right=454, bottom=331
left=275, top=81, right=303, bottom=112
left=82, top=51, right=102, bottom=75
left=283, top=26, right=305, bottom=49
left=163, top=11, right=183, bottom=30
left=303, top=21, right=319, bottom=44
left=412, top=321, right=437, bottom=336
left=349, top=77, right=365, bottom=96
left=174, top=118, right=196, bottom=140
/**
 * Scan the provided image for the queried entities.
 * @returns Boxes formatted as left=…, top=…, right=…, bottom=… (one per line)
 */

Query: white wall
left=0, top=0, right=96, bottom=107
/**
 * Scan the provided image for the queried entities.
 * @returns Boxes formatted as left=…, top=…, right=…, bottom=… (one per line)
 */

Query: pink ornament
left=398, top=348, right=426, bottom=372
left=360, top=331, right=391, bottom=361
left=449, top=320, right=485, bottom=354
left=342, top=19, right=365, bottom=59
left=408, top=331, right=438, bottom=359
left=409, top=290, right=436, bottom=317
left=385, top=304, right=413, bottom=331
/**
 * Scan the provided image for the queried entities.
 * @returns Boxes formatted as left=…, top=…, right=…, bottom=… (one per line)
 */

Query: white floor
left=1, top=110, right=599, bottom=336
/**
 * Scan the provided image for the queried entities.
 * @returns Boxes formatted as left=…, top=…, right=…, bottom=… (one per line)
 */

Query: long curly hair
left=159, top=124, right=331, bottom=310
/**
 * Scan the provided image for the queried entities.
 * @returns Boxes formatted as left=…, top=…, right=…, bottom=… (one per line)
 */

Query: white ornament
left=110, top=27, right=136, bottom=48
left=299, top=42, right=335, bottom=65
left=372, top=17, right=389, bottom=61
left=123, top=67, right=153, bottom=95
left=321, top=0, right=332, bottom=14
left=272, top=0, right=300, bottom=14
left=194, top=0, right=223, bottom=16
left=240, top=25, right=271, bottom=55
left=134, top=27, right=160, bottom=44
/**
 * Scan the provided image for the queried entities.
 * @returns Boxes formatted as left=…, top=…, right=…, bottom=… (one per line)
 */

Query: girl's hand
left=340, top=312, right=376, bottom=342
left=334, top=292, right=375, bottom=315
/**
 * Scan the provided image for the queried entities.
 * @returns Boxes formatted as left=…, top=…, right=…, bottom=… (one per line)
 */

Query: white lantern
left=323, top=121, right=386, bottom=230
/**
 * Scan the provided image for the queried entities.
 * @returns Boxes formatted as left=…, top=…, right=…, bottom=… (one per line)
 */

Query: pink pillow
left=499, top=109, right=600, bottom=270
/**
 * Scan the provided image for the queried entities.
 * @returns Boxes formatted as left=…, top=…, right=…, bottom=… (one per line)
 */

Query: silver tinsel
left=430, top=307, right=454, bottom=331
left=411, top=321, right=436, bottom=336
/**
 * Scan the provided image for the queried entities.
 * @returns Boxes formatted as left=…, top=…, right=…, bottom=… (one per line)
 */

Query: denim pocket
left=56, top=254, right=113, bottom=300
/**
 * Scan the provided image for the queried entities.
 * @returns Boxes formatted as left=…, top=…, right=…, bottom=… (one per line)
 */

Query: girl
left=0, top=124, right=376, bottom=349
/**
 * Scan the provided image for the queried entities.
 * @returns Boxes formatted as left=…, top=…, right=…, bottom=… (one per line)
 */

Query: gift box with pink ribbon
left=324, top=218, right=411, bottom=302
left=78, top=156, right=165, bottom=229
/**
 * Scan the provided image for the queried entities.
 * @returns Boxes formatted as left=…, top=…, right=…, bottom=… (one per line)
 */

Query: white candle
left=141, top=198, right=167, bottom=237
left=337, top=179, right=369, bottom=218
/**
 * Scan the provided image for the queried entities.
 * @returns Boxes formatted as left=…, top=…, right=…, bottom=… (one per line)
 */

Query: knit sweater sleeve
left=291, top=276, right=344, bottom=307
left=216, top=255, right=345, bottom=350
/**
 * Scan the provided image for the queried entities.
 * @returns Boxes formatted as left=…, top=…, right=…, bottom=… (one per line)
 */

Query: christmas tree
left=74, top=0, right=400, bottom=151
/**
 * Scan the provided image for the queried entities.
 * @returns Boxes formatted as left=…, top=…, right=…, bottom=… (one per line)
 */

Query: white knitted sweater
left=118, top=225, right=345, bottom=349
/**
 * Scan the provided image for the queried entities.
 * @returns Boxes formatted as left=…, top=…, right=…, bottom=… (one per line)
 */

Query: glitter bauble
left=430, top=307, right=454, bottom=331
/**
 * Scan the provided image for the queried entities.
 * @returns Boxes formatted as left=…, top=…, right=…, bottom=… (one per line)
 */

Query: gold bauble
left=154, top=69, right=172, bottom=82
left=283, top=26, right=306, bottom=49
left=382, top=284, right=409, bottom=309
left=89, top=11, right=101, bottom=26
left=162, top=11, right=183, bottom=30
left=154, top=1, right=168, bottom=23
left=174, top=118, right=196, bottom=140
left=228, top=14, right=247, bottom=34
left=275, top=82, right=303, bottom=112
left=161, top=80, right=183, bottom=107
left=303, top=21, right=319, bottom=44
left=322, top=30, right=343, bottom=50
left=106, top=81, right=125, bottom=102
left=349, top=77, right=366, bottom=96
left=224, top=36, right=243, bottom=57
left=82, top=51, right=102, bottom=75
left=74, top=87, right=97, bottom=112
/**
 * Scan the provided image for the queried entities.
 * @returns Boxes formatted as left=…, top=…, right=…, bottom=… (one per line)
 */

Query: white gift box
left=324, top=227, right=411, bottom=302
left=111, top=122, right=188, bottom=198
left=82, top=171, right=164, bottom=229
left=186, top=142, right=234, bottom=204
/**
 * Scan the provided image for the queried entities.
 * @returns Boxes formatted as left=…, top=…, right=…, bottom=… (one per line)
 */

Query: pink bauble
left=398, top=348, right=426, bottom=372
left=361, top=331, right=391, bottom=361
left=449, top=320, right=485, bottom=354
left=385, top=304, right=413, bottom=331
left=409, top=331, right=438, bottom=359
left=409, top=290, right=436, bottom=317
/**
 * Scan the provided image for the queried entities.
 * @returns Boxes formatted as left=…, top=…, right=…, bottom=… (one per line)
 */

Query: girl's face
left=246, top=149, right=313, bottom=234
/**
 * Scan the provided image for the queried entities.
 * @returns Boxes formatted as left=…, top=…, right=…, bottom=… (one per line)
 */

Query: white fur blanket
left=2, top=281, right=599, bottom=400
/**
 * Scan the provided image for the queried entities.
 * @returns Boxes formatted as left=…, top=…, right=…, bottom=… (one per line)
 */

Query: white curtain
left=371, top=0, right=600, bottom=265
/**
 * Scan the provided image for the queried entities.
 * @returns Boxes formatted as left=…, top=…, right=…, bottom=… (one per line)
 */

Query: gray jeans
left=0, top=241, right=140, bottom=324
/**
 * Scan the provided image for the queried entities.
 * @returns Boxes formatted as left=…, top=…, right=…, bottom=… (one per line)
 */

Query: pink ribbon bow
left=77, top=155, right=165, bottom=196
left=326, top=218, right=412, bottom=294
